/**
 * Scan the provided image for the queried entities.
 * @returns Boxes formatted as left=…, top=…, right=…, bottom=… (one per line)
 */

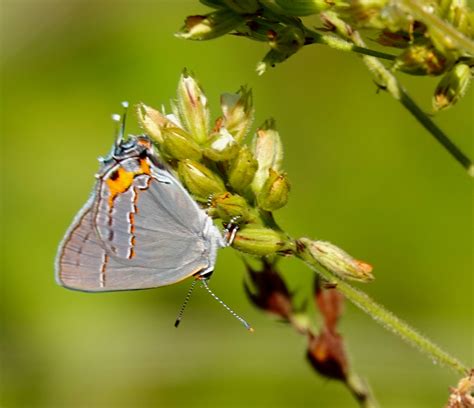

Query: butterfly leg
left=223, top=215, right=241, bottom=246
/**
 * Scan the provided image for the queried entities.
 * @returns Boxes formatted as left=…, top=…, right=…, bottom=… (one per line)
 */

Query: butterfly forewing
left=56, top=137, right=223, bottom=292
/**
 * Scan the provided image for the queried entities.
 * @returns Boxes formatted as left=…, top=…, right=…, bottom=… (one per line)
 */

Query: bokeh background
left=1, top=1, right=473, bottom=407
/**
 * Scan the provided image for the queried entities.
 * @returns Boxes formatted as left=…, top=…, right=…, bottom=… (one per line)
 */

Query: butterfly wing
left=55, top=191, right=211, bottom=292
left=93, top=165, right=212, bottom=265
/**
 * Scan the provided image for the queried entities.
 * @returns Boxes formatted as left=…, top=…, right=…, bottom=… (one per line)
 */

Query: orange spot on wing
left=106, top=159, right=151, bottom=206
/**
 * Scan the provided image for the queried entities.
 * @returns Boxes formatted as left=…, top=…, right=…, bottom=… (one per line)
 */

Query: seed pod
left=274, top=0, right=339, bottom=16
left=394, top=45, right=448, bottom=76
left=175, top=9, right=244, bottom=41
left=136, top=103, right=171, bottom=144
left=222, top=0, right=259, bottom=13
left=302, top=239, right=374, bottom=282
left=227, top=146, right=259, bottom=193
left=211, top=192, right=250, bottom=222
left=232, top=226, right=293, bottom=256
left=433, top=63, right=471, bottom=111
left=178, top=159, right=226, bottom=202
left=176, top=70, right=210, bottom=144
left=161, top=127, right=202, bottom=161
left=251, top=120, right=284, bottom=194
left=257, top=169, right=290, bottom=211
left=256, top=26, right=305, bottom=75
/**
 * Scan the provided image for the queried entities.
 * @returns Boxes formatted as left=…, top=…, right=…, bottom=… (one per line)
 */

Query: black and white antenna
left=174, top=279, right=198, bottom=328
left=200, top=278, right=254, bottom=332
left=112, top=101, right=129, bottom=147
left=174, top=277, right=254, bottom=332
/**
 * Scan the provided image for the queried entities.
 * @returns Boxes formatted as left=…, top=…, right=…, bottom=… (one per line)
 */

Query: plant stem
left=296, top=238, right=469, bottom=375
left=344, top=25, right=474, bottom=176
left=399, top=90, right=474, bottom=173
left=305, top=30, right=397, bottom=61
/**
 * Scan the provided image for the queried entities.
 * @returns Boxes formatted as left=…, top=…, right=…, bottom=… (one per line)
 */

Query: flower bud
left=238, top=19, right=278, bottom=42
left=275, top=0, right=340, bottom=16
left=200, top=0, right=226, bottom=8
left=175, top=9, right=244, bottom=41
left=227, top=145, right=259, bottom=193
left=348, top=0, right=394, bottom=30
left=394, top=45, right=448, bottom=76
left=220, top=86, right=254, bottom=143
left=301, top=239, right=374, bottom=282
left=203, top=128, right=240, bottom=161
left=257, top=169, right=290, bottom=211
left=161, top=127, right=202, bottom=161
left=221, top=0, right=259, bottom=13
left=244, top=259, right=293, bottom=320
left=232, top=226, right=292, bottom=256
left=307, top=330, right=348, bottom=381
left=256, top=26, right=305, bottom=75
left=251, top=120, right=284, bottom=194
left=178, top=159, right=226, bottom=202
left=433, top=63, right=471, bottom=111
left=176, top=70, right=210, bottom=144
left=136, top=103, right=172, bottom=144
left=211, top=192, right=250, bottom=222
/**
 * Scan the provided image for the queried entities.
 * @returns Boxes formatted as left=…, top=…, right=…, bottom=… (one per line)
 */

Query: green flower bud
left=222, top=0, right=259, bottom=13
left=161, top=127, right=202, bottom=161
left=251, top=120, right=284, bottom=194
left=136, top=103, right=173, bottom=144
left=256, top=49, right=287, bottom=76
left=211, top=192, right=250, bottom=221
left=227, top=145, right=259, bottom=193
left=220, top=86, right=254, bottom=143
left=236, top=19, right=278, bottom=42
left=257, top=169, right=290, bottom=211
left=203, top=128, right=240, bottom=161
left=394, top=45, right=448, bottom=76
left=232, top=226, right=292, bottom=256
left=176, top=70, right=210, bottom=144
left=175, top=9, right=244, bottom=41
left=256, top=26, right=305, bottom=75
left=274, top=0, right=340, bottom=16
left=348, top=0, right=392, bottom=30
left=301, top=238, right=374, bottom=282
left=178, top=159, right=226, bottom=201
left=200, top=0, right=226, bottom=8
left=433, top=63, right=471, bottom=111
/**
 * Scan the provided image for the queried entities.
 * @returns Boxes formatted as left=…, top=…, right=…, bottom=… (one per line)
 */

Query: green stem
left=296, top=239, right=469, bottom=375
left=305, top=30, right=397, bottom=61
left=399, top=90, right=473, bottom=173
left=344, top=26, right=474, bottom=176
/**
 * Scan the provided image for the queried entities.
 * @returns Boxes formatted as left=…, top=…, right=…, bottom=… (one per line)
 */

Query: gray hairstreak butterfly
left=55, top=103, right=253, bottom=331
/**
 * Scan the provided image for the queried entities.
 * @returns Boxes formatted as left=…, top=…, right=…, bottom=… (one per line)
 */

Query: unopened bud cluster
left=177, top=0, right=473, bottom=109
left=137, top=71, right=292, bottom=257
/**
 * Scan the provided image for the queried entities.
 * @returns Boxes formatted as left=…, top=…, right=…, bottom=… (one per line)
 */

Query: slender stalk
left=399, top=90, right=473, bottom=173
left=296, top=241, right=469, bottom=375
left=343, top=23, right=474, bottom=176
left=305, top=30, right=397, bottom=61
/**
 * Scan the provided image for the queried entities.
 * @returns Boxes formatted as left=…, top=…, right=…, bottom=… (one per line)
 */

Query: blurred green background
left=1, top=1, right=472, bottom=407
